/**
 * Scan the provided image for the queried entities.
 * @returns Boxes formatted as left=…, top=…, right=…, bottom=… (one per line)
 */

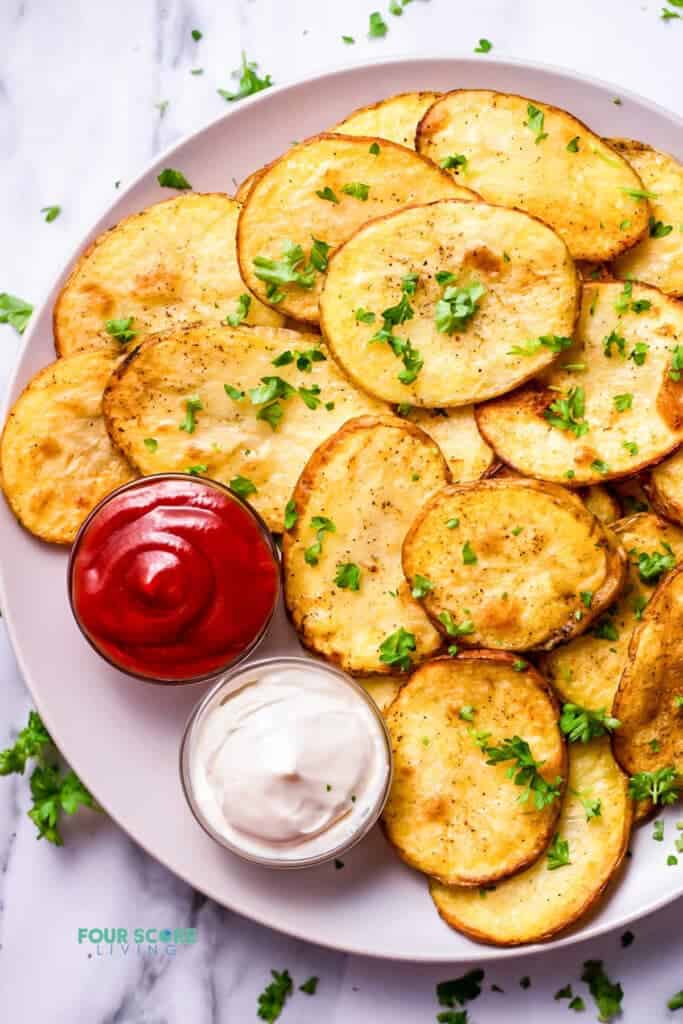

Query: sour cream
left=182, top=659, right=392, bottom=866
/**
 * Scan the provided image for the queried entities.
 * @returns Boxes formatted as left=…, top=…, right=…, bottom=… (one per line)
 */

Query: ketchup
left=70, top=477, right=279, bottom=682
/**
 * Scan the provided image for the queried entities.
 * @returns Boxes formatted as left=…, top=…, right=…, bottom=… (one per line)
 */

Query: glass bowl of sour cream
left=179, top=656, right=393, bottom=868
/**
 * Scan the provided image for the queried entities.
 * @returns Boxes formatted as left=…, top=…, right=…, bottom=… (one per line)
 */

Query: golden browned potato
left=610, top=474, right=651, bottom=516
left=580, top=484, right=621, bottom=525
left=282, top=415, right=449, bottom=674
left=540, top=513, right=683, bottom=709
left=234, top=171, right=263, bottom=204
left=402, top=478, right=627, bottom=652
left=103, top=323, right=388, bottom=533
left=613, top=564, right=683, bottom=776
left=648, top=449, right=683, bottom=526
left=383, top=653, right=566, bottom=886
left=395, top=406, right=495, bottom=482
left=430, top=739, right=631, bottom=945
left=332, top=91, right=441, bottom=148
left=357, top=676, right=403, bottom=713
left=236, top=134, right=475, bottom=324
left=321, top=199, right=578, bottom=407
left=610, top=140, right=683, bottom=297
left=417, top=90, right=650, bottom=262
left=477, top=281, right=683, bottom=485
left=54, top=194, right=283, bottom=357
left=1, top=351, right=135, bottom=544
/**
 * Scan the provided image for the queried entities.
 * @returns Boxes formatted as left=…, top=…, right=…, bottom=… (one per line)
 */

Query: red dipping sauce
left=69, top=475, right=279, bottom=683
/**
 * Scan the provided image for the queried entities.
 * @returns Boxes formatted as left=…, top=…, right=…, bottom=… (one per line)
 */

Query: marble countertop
left=1, top=0, right=682, bottom=1020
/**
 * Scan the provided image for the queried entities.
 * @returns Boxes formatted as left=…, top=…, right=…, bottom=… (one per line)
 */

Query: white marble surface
left=1, top=0, right=683, bottom=1020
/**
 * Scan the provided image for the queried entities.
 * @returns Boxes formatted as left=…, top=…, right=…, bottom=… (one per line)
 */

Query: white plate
left=2, top=56, right=682, bottom=963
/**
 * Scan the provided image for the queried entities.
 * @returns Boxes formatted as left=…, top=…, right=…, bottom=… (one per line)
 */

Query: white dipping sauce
left=189, top=664, right=390, bottom=863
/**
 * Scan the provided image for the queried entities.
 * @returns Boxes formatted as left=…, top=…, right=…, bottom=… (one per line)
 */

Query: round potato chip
left=395, top=405, right=495, bottom=482
left=320, top=199, right=578, bottom=407
left=417, top=90, right=649, bottom=262
left=54, top=193, right=283, bottom=358
left=1, top=351, right=136, bottom=544
left=234, top=171, right=262, bottom=204
left=402, top=478, right=627, bottom=652
left=236, top=133, right=475, bottom=324
left=580, top=483, right=620, bottom=525
left=540, top=513, right=683, bottom=710
left=476, top=281, right=683, bottom=485
left=383, top=652, right=566, bottom=886
left=332, top=91, right=441, bottom=148
left=103, top=323, right=388, bottom=533
left=613, top=563, right=683, bottom=777
left=610, top=140, right=683, bottom=298
left=430, top=738, right=631, bottom=945
left=648, top=448, right=683, bottom=526
left=282, top=415, right=449, bottom=675
left=610, top=474, right=651, bottom=516
left=357, top=676, right=403, bottom=714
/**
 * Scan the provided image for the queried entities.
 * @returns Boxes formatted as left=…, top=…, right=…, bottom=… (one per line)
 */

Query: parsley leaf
left=636, top=542, right=676, bottom=583
left=253, top=241, right=316, bottom=291
left=105, top=316, right=137, bottom=344
left=304, top=516, right=336, bottom=566
left=441, top=154, right=468, bottom=172
left=411, top=574, right=433, bottom=599
left=436, top=968, right=485, bottom=1007
left=669, top=344, right=683, bottom=381
left=560, top=704, right=621, bottom=743
left=508, top=334, right=572, bottom=356
left=335, top=562, right=361, bottom=591
left=179, top=395, right=203, bottom=433
left=191, top=28, right=202, bottom=40
left=342, top=182, right=370, bottom=201
left=41, top=205, right=61, bottom=222
left=157, top=168, right=192, bottom=190
left=284, top=499, right=297, bottom=530
left=186, top=463, right=208, bottom=476
left=544, top=386, right=589, bottom=437
left=462, top=541, right=477, bottom=565
left=355, top=307, right=376, bottom=324
left=342, top=35, right=355, bottom=44
left=379, top=627, right=416, bottom=671
left=613, top=392, right=633, bottom=411
left=592, top=616, right=619, bottom=641
left=257, top=969, right=293, bottom=1022
left=219, top=52, right=272, bottom=103
left=315, top=186, right=340, bottom=204
left=143, top=437, right=158, bottom=452
left=310, top=237, right=331, bottom=272
left=438, top=611, right=475, bottom=637
left=481, top=735, right=563, bottom=809
left=603, top=330, right=626, bottom=358
left=628, top=766, right=679, bottom=805
left=435, top=280, right=486, bottom=334
left=524, top=102, right=548, bottom=143
left=368, top=11, right=389, bottom=36
left=581, top=961, right=623, bottom=1023
left=229, top=475, right=257, bottom=499
left=0, top=711, right=51, bottom=775
left=650, top=216, right=673, bottom=238
left=28, top=764, right=97, bottom=845
left=668, top=992, right=683, bottom=1011
left=225, top=293, right=251, bottom=326
left=620, top=186, right=659, bottom=201
left=629, top=341, right=649, bottom=365
left=224, top=384, right=245, bottom=400
left=0, top=292, right=33, bottom=334
left=474, top=38, right=493, bottom=53
left=567, top=136, right=580, bottom=152
left=299, top=976, right=318, bottom=996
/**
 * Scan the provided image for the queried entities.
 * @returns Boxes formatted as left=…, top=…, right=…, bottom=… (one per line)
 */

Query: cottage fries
left=3, top=84, right=683, bottom=947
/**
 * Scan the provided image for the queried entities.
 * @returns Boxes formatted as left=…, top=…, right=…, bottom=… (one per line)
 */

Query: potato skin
left=282, top=415, right=449, bottom=674
left=402, top=478, right=627, bottom=652
left=430, top=738, right=632, bottom=945
left=648, top=448, right=683, bottom=527
left=383, top=651, right=566, bottom=886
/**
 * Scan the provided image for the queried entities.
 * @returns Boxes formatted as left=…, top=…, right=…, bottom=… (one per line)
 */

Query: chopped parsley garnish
left=249, top=376, right=296, bottom=406
left=620, top=186, right=659, bottom=201
left=186, top=464, right=208, bottom=476
left=524, top=102, right=548, bottom=143
left=623, top=440, right=639, bottom=456
left=567, top=136, right=580, bottom=152
left=257, top=969, right=293, bottom=1022
left=480, top=735, right=563, bottom=809
left=580, top=591, right=593, bottom=608
left=41, top=205, right=61, bottom=222
left=555, top=985, right=573, bottom=1000
left=615, top=280, right=634, bottom=313
left=229, top=475, right=257, bottom=498
left=369, top=276, right=423, bottom=384
left=653, top=818, right=665, bottom=841
left=157, top=168, right=192, bottom=190
left=592, top=616, right=619, bottom=641
left=369, top=141, right=381, bottom=155
left=591, top=459, right=610, bottom=475
left=225, top=293, right=251, bottom=326
left=315, top=186, right=340, bottom=204
left=298, top=383, right=322, bottom=409
left=560, top=704, right=620, bottom=743
left=662, top=6, right=682, bottom=19
left=650, top=216, right=673, bottom=238
left=459, top=705, right=475, bottom=722
left=438, top=611, right=475, bottom=637
left=299, top=976, right=318, bottom=996
left=368, top=11, right=389, bottom=36
left=379, top=627, right=417, bottom=672
left=273, top=346, right=326, bottom=372
left=310, top=237, right=331, bottom=272
left=191, top=28, right=202, bottom=40
left=512, top=659, right=527, bottom=672
left=669, top=345, right=683, bottom=381
left=581, top=960, right=623, bottom=1023
left=253, top=241, right=316, bottom=293
left=143, top=437, right=158, bottom=453
left=669, top=992, right=683, bottom=1011
left=355, top=307, right=376, bottom=323
left=446, top=517, right=460, bottom=529
left=628, top=766, right=679, bottom=805
left=0, top=292, right=33, bottom=334
left=435, top=280, right=486, bottom=335
left=462, top=541, right=477, bottom=565
left=508, top=334, right=572, bottom=356
left=224, top=384, right=245, bottom=400
left=544, top=386, right=589, bottom=437
left=105, top=316, right=137, bottom=344
left=335, top=562, right=361, bottom=591
left=284, top=499, right=297, bottom=530
left=436, top=968, right=485, bottom=1008
left=636, top=542, right=676, bottom=583
left=603, top=330, right=626, bottom=358
left=580, top=795, right=602, bottom=820
left=629, top=341, right=649, bottom=365
left=342, top=182, right=370, bottom=201
left=342, top=34, right=355, bottom=44
left=304, top=516, right=336, bottom=566
left=219, top=52, right=272, bottom=102
left=613, top=392, right=633, bottom=411
left=440, top=154, right=468, bottom=172
left=179, top=395, right=203, bottom=433
left=474, top=38, right=493, bottom=53
left=569, top=996, right=586, bottom=1012
left=411, top=574, right=433, bottom=599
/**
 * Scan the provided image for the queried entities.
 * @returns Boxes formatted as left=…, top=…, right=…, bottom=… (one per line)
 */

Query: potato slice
left=394, top=406, right=495, bottom=482
left=1, top=351, right=135, bottom=544
left=613, top=564, right=683, bottom=776
left=580, top=484, right=620, bottom=525
left=648, top=449, right=683, bottom=526
left=358, top=676, right=403, bottom=714
left=610, top=140, right=683, bottom=298
left=235, top=171, right=262, bottom=204
left=54, top=194, right=282, bottom=358
left=383, top=653, right=565, bottom=886
left=417, top=90, right=649, bottom=262
left=431, top=738, right=631, bottom=945
left=332, top=91, right=441, bottom=148
left=321, top=199, right=578, bottom=407
left=477, top=281, right=683, bottom=485
left=540, top=513, right=683, bottom=710
left=610, top=474, right=651, bottom=516
left=402, top=478, right=627, bottom=652
left=103, top=323, right=388, bottom=533
left=282, top=415, right=449, bottom=674
left=236, top=133, right=474, bottom=324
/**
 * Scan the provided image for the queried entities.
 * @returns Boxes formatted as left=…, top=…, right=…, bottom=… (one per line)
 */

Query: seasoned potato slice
left=648, top=449, right=683, bottom=526
left=610, top=474, right=651, bottom=516
left=402, top=478, right=627, bottom=652
left=282, top=416, right=449, bottom=674
left=54, top=194, right=283, bottom=357
left=383, top=653, right=565, bottom=886
left=611, top=140, right=683, bottom=298
left=358, top=676, right=403, bottom=714
left=103, top=323, right=388, bottom=533
left=332, top=91, right=441, bottom=148
left=395, top=406, right=495, bottom=482
left=580, top=484, right=620, bottom=525
left=431, top=739, right=631, bottom=945
left=540, top=513, right=683, bottom=710
left=234, top=171, right=262, bottom=204
left=477, top=281, right=683, bottom=485
left=613, top=564, right=683, bottom=776
left=417, top=90, right=649, bottom=261
left=1, top=351, right=135, bottom=544
left=321, top=199, right=578, bottom=407
left=237, top=133, right=474, bottom=324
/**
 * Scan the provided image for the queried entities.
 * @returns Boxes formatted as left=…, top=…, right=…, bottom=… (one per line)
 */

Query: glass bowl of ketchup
left=68, top=474, right=280, bottom=684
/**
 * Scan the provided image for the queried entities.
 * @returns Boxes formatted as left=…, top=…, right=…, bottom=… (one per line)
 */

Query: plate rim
left=2, top=53, right=683, bottom=963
